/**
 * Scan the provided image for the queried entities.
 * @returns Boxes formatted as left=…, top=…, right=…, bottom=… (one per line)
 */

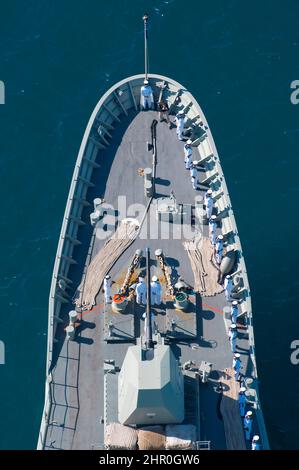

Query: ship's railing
left=37, top=130, right=101, bottom=448
left=169, top=86, right=269, bottom=449
left=37, top=74, right=159, bottom=449
left=38, top=74, right=269, bottom=449
left=201, top=115, right=269, bottom=450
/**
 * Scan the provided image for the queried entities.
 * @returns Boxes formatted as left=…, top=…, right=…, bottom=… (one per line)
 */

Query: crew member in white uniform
left=190, top=163, right=198, bottom=190
left=231, top=300, right=239, bottom=324
left=140, top=79, right=153, bottom=110
left=243, top=411, right=253, bottom=441
left=224, top=274, right=233, bottom=301
left=135, top=277, right=147, bottom=304
left=239, top=386, right=247, bottom=417
left=175, top=110, right=186, bottom=140
left=184, top=140, right=192, bottom=169
left=251, top=435, right=261, bottom=450
left=103, top=274, right=112, bottom=304
left=184, top=139, right=192, bottom=158
left=185, top=154, right=192, bottom=170
left=209, top=215, right=217, bottom=246
left=229, top=323, right=237, bottom=353
left=215, top=234, right=223, bottom=264
left=151, top=275, right=162, bottom=305
left=204, top=189, right=213, bottom=220
left=233, top=353, right=241, bottom=381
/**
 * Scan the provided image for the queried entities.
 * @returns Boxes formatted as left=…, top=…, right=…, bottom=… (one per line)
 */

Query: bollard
left=144, top=167, right=152, bottom=182
left=90, top=210, right=101, bottom=227
left=69, top=310, right=78, bottom=325
left=144, top=180, right=153, bottom=198
left=66, top=325, right=76, bottom=341
left=93, top=198, right=103, bottom=211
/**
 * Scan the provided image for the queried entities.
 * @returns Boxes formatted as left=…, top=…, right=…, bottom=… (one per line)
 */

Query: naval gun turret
left=118, top=339, right=184, bottom=425
left=118, top=248, right=184, bottom=426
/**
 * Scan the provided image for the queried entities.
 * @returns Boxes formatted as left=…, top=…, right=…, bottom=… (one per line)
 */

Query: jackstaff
left=142, top=14, right=149, bottom=81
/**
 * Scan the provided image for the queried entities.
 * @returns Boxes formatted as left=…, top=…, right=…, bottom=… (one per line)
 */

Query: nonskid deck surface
left=44, top=110, right=253, bottom=450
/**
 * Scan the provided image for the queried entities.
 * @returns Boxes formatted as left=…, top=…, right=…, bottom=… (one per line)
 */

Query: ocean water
left=0, top=0, right=299, bottom=449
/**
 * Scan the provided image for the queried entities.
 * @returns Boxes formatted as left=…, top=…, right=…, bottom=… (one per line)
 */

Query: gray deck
left=43, top=110, right=253, bottom=450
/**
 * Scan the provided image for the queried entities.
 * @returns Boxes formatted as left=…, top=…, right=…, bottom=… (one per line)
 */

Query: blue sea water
left=0, top=0, right=299, bottom=449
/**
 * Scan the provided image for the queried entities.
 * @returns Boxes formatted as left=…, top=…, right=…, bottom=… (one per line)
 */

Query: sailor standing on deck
left=243, top=411, right=253, bottom=441
left=239, top=386, right=247, bottom=417
left=185, top=153, right=192, bottom=170
left=184, top=140, right=193, bottom=170
left=103, top=274, right=112, bottom=304
left=231, top=300, right=239, bottom=323
left=229, top=323, right=237, bottom=353
left=140, top=79, right=153, bottom=110
left=233, top=353, right=241, bottom=381
left=190, top=163, right=198, bottom=190
left=252, top=435, right=261, bottom=450
left=135, top=277, right=147, bottom=304
left=209, top=215, right=217, bottom=246
left=204, top=189, right=213, bottom=220
left=184, top=139, right=193, bottom=162
left=224, top=274, right=233, bottom=301
left=158, top=100, right=170, bottom=124
left=175, top=110, right=186, bottom=140
left=215, top=234, right=223, bottom=265
left=151, top=276, right=162, bottom=305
